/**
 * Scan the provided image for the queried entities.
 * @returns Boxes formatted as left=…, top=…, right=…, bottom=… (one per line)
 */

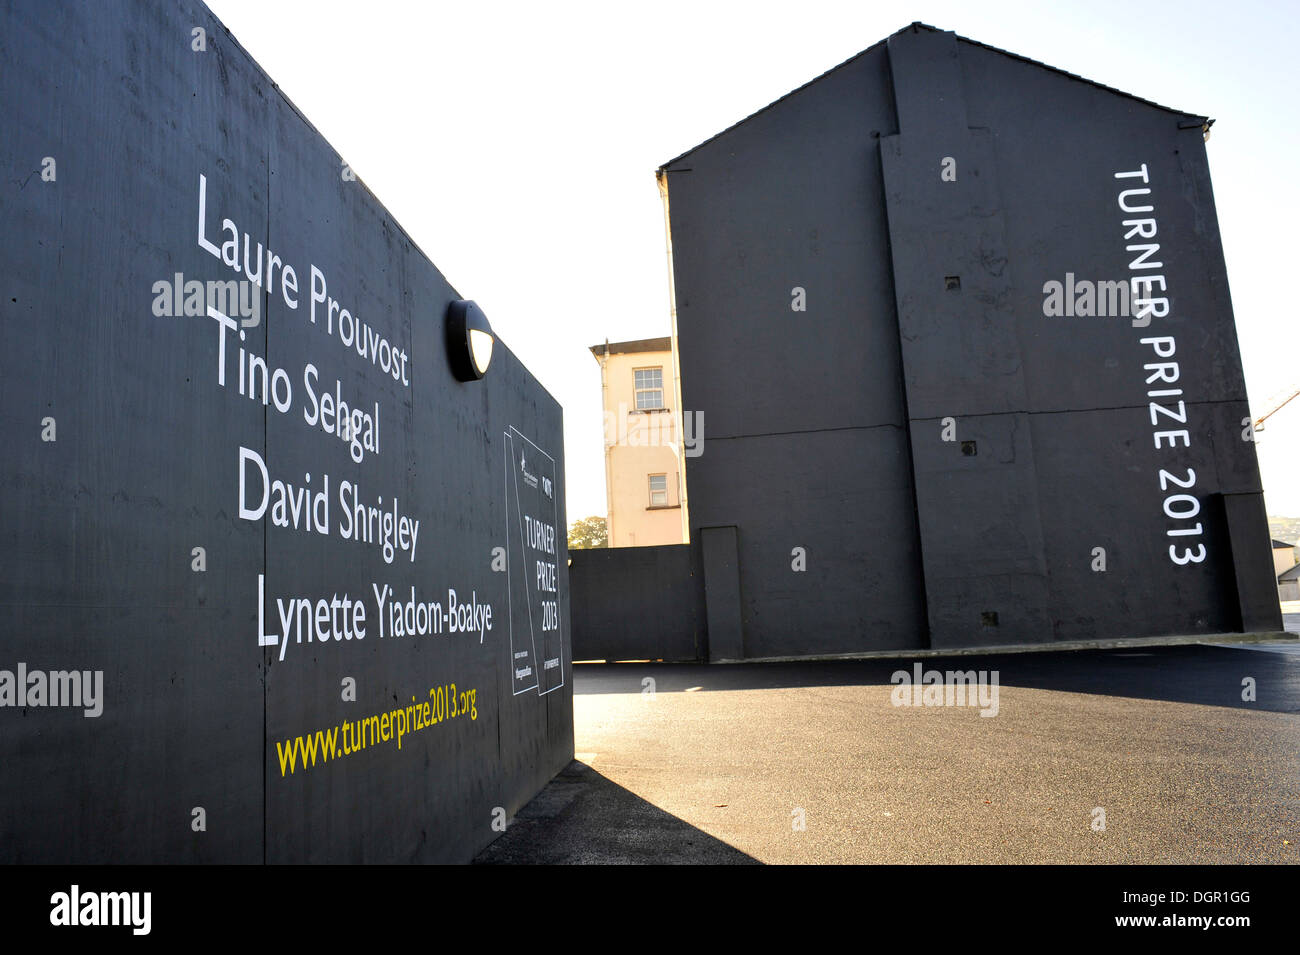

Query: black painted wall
left=570, top=545, right=703, bottom=662
left=0, top=0, right=571, bottom=862
left=661, top=43, right=929, bottom=659
left=658, top=23, right=1279, bottom=658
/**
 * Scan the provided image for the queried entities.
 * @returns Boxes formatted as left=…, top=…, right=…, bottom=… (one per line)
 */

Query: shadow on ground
left=473, top=760, right=760, bottom=865
left=574, top=644, right=1300, bottom=714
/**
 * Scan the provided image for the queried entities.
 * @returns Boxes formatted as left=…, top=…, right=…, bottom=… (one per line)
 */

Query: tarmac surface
left=475, top=643, right=1300, bottom=864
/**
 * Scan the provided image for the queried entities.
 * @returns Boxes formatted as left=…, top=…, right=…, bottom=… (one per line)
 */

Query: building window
left=634, top=367, right=664, bottom=410
left=648, top=473, right=668, bottom=507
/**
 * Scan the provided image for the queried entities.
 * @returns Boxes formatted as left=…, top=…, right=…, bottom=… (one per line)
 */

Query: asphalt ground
left=475, top=643, right=1300, bottom=864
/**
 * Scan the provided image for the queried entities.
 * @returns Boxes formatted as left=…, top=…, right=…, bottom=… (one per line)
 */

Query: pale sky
left=205, top=0, right=1300, bottom=522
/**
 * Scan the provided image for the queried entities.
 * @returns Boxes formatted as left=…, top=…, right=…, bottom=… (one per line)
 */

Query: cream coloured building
left=590, top=337, right=689, bottom=547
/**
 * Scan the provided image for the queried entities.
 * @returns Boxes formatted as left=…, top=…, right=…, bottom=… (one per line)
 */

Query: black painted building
left=573, top=23, right=1279, bottom=662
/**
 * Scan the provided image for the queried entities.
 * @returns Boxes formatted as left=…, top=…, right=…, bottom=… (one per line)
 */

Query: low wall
left=571, top=546, right=705, bottom=661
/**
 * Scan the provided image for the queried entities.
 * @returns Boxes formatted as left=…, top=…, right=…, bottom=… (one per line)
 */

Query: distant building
left=590, top=338, right=688, bottom=547
left=1278, top=565, right=1300, bottom=602
left=1272, top=539, right=1296, bottom=576
left=1273, top=540, right=1297, bottom=600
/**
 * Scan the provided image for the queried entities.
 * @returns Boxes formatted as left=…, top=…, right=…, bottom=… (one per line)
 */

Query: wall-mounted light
left=446, top=299, right=494, bottom=381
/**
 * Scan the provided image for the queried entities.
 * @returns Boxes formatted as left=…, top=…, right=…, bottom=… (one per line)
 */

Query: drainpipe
left=599, top=338, right=615, bottom=547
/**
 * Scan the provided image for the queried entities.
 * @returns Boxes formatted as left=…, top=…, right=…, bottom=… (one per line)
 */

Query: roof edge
left=658, top=22, right=1210, bottom=172
left=658, top=26, right=902, bottom=170
left=589, top=337, right=673, bottom=358
left=953, top=31, right=1208, bottom=125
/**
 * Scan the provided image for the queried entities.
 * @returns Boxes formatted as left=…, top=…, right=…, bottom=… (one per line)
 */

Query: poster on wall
left=504, top=426, right=564, bottom=696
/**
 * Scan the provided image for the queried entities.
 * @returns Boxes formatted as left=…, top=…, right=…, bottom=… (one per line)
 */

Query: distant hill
left=1268, top=516, right=1300, bottom=546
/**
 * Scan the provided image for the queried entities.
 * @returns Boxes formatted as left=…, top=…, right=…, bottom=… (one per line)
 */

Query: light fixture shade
left=446, top=299, right=494, bottom=381
left=468, top=328, right=494, bottom=376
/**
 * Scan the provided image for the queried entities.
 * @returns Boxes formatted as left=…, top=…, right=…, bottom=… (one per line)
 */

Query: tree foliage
left=568, top=516, right=608, bottom=550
